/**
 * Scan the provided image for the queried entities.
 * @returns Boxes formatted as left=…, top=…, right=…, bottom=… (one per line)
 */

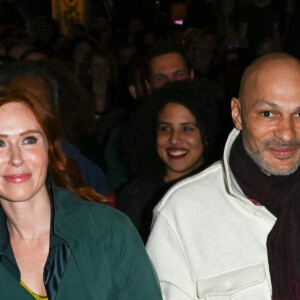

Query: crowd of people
left=0, top=0, right=300, bottom=299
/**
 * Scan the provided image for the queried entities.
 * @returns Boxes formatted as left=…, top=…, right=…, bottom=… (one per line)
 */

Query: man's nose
left=273, top=117, right=296, bottom=142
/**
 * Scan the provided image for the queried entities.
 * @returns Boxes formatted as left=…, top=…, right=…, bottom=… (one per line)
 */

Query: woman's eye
left=184, top=127, right=193, bottom=132
left=0, top=140, right=4, bottom=147
left=261, top=111, right=274, bottom=118
left=23, top=137, right=37, bottom=144
left=159, top=126, right=170, bottom=132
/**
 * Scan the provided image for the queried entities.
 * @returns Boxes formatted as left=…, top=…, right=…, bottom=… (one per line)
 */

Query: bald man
left=146, top=53, right=300, bottom=299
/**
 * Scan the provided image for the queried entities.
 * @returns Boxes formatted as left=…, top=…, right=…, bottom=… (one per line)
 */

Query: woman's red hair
left=0, top=87, right=108, bottom=203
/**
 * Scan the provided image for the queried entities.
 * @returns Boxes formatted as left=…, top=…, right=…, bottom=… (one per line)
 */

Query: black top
left=117, top=164, right=208, bottom=243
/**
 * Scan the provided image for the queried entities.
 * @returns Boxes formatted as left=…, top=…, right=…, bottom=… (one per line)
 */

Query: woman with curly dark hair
left=117, top=79, right=223, bottom=243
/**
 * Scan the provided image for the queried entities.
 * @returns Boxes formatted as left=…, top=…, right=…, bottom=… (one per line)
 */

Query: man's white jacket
left=146, top=129, right=276, bottom=300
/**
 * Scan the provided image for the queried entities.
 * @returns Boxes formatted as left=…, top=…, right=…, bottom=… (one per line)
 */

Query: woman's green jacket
left=0, top=183, right=163, bottom=300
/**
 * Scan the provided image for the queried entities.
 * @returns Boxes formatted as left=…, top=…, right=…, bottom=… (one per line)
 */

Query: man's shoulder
left=154, top=160, right=225, bottom=212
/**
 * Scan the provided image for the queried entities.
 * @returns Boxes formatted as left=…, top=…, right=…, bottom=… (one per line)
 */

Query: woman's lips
left=167, top=148, right=188, bottom=159
left=4, top=173, right=32, bottom=183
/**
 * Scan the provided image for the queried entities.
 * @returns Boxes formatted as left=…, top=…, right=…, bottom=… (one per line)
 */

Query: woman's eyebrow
left=19, top=129, right=43, bottom=136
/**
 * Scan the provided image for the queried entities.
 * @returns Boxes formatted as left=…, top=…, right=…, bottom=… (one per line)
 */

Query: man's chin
left=243, top=140, right=300, bottom=175
left=249, top=152, right=300, bottom=176
left=260, top=161, right=300, bottom=176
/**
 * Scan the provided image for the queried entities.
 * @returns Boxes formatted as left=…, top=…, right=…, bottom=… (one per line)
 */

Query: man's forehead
left=150, top=52, right=188, bottom=72
left=239, top=54, right=300, bottom=102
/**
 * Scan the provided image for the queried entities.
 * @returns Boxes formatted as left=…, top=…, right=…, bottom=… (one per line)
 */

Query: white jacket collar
left=222, top=128, right=249, bottom=200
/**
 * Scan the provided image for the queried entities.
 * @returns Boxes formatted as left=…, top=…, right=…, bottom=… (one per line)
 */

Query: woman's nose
left=9, top=145, right=24, bottom=167
left=170, top=130, right=182, bottom=144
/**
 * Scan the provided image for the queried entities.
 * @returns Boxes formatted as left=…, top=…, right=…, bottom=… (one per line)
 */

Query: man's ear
left=231, top=97, right=243, bottom=130
left=129, top=85, right=137, bottom=99
left=189, top=69, right=194, bottom=79
left=145, top=80, right=151, bottom=93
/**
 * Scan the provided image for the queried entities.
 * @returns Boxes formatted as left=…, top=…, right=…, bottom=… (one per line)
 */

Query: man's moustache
left=264, top=140, right=300, bottom=147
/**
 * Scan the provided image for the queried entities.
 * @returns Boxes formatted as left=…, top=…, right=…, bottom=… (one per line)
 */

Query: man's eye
left=261, top=111, right=274, bottom=118
left=0, top=140, right=4, bottom=147
left=154, top=75, right=166, bottom=83
left=23, top=137, right=37, bottom=144
left=175, top=72, right=186, bottom=78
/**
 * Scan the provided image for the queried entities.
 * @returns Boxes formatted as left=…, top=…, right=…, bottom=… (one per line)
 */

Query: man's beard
left=242, top=134, right=300, bottom=176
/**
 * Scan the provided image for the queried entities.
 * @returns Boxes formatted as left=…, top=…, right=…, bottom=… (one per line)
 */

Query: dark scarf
left=230, top=133, right=300, bottom=300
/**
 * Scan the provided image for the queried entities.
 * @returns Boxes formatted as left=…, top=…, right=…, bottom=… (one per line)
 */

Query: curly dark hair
left=122, top=78, right=223, bottom=178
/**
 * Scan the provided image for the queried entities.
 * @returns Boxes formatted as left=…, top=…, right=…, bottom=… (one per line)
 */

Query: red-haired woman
left=0, top=88, right=162, bottom=300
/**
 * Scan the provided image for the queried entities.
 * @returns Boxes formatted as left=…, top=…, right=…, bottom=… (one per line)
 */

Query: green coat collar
left=51, top=183, right=106, bottom=245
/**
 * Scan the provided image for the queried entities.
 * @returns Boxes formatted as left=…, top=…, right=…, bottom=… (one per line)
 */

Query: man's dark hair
left=145, top=40, right=190, bottom=80
left=122, top=78, right=222, bottom=178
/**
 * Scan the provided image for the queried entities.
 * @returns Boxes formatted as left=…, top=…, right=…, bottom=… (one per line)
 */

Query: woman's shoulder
left=52, top=185, right=135, bottom=242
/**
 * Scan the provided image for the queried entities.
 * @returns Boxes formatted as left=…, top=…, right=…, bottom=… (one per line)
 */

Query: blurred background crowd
left=0, top=0, right=299, bottom=241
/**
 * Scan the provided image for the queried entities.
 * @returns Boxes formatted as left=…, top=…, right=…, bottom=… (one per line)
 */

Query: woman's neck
left=164, top=159, right=205, bottom=183
left=2, top=188, right=51, bottom=240
left=164, top=171, right=183, bottom=183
